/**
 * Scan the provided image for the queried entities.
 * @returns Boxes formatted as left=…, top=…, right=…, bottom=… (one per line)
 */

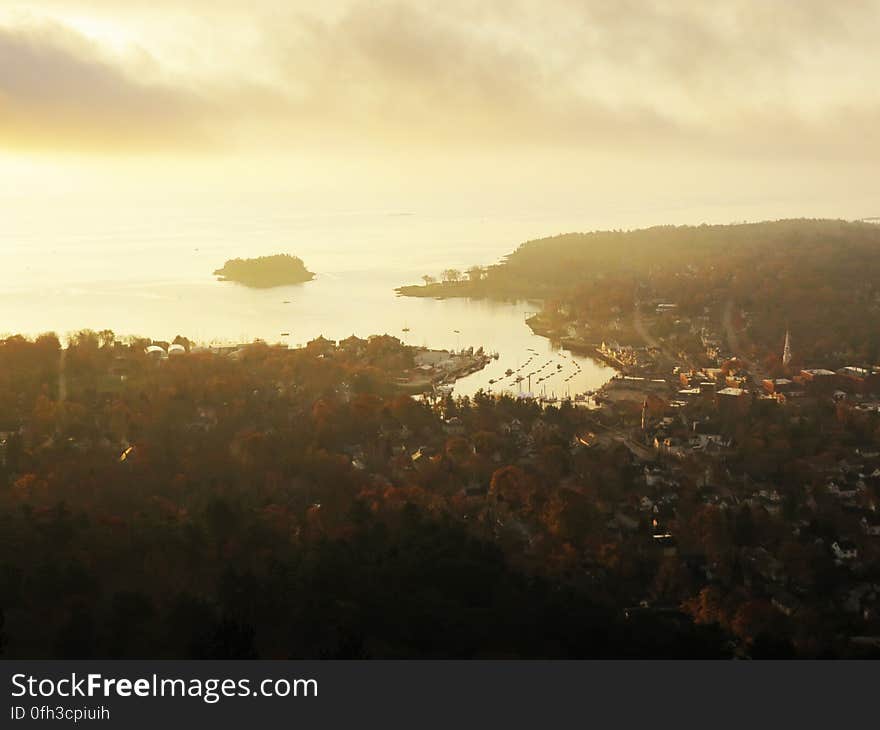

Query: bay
left=1, top=201, right=617, bottom=397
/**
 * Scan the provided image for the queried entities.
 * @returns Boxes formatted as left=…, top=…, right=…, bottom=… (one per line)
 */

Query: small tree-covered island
left=214, top=254, right=315, bottom=288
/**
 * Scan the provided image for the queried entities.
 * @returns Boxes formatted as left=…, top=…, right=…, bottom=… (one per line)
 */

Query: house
left=839, top=366, right=869, bottom=379
left=651, top=503, right=676, bottom=534
left=501, top=419, right=523, bottom=436
left=837, top=366, right=870, bottom=393
left=338, top=335, right=367, bottom=355
left=826, top=478, right=863, bottom=500
left=0, top=431, right=9, bottom=467
left=443, top=417, right=465, bottom=436
left=799, top=368, right=839, bottom=394
left=717, top=386, right=751, bottom=417
left=746, top=547, right=786, bottom=583
left=306, top=336, right=336, bottom=356
left=415, top=349, right=455, bottom=370
left=697, top=484, right=732, bottom=509
left=689, top=433, right=730, bottom=452
left=751, top=490, right=782, bottom=515
left=679, top=371, right=703, bottom=388
left=644, top=466, right=669, bottom=488
left=652, top=533, right=678, bottom=557
left=145, top=344, right=167, bottom=360
left=654, top=436, right=685, bottom=458
left=410, top=446, right=436, bottom=466
left=861, top=514, right=880, bottom=537
left=109, top=354, right=133, bottom=381
left=698, top=381, right=716, bottom=396
left=771, top=590, right=801, bottom=617
left=831, top=539, right=859, bottom=561
left=763, top=378, right=794, bottom=395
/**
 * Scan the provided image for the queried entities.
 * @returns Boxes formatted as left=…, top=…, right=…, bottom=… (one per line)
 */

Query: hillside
left=401, top=219, right=880, bottom=363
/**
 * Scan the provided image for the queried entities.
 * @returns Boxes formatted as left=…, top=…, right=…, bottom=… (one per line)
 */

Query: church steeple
left=782, top=330, right=792, bottom=367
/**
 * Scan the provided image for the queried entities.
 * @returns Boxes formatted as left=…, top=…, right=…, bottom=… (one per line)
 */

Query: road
left=633, top=307, right=665, bottom=353
left=632, top=306, right=692, bottom=369
left=722, top=299, right=764, bottom=386
left=591, top=419, right=656, bottom=461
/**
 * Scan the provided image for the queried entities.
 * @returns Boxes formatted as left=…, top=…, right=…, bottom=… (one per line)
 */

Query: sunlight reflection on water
left=1, top=207, right=616, bottom=396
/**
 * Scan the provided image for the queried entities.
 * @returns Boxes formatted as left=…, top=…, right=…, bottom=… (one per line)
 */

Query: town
left=396, top=219, right=880, bottom=657
left=4, top=222, right=880, bottom=658
left=527, top=291, right=880, bottom=655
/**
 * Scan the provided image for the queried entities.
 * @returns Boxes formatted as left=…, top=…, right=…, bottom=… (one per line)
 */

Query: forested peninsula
left=399, top=219, right=880, bottom=364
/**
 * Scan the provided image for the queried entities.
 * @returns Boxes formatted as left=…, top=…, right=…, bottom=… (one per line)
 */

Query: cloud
left=2, top=1, right=880, bottom=162
left=251, top=1, right=880, bottom=161
left=0, top=20, right=210, bottom=151
left=255, top=2, right=698, bottom=150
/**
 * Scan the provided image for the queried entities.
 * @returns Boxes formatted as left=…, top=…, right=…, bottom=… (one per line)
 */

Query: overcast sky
left=1, top=1, right=878, bottom=216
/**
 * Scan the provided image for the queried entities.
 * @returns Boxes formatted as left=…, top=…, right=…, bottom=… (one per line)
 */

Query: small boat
left=283, top=300, right=291, bottom=304
left=280, top=332, right=290, bottom=337
left=402, top=327, right=410, bottom=332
